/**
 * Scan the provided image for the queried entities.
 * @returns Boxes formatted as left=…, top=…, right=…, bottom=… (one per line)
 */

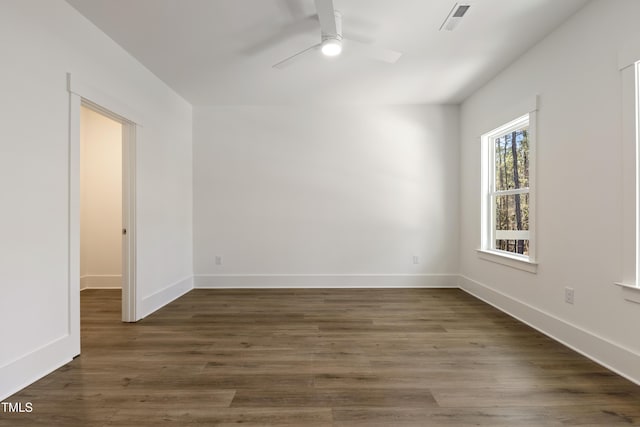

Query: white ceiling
left=66, top=0, right=589, bottom=105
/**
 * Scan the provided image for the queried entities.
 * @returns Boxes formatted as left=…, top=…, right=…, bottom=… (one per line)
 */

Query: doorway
left=80, top=105, right=122, bottom=295
left=77, top=98, right=139, bottom=328
left=68, top=75, right=139, bottom=359
left=76, top=98, right=137, bottom=325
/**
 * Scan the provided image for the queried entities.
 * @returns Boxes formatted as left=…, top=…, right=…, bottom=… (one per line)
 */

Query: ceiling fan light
left=321, top=38, right=342, bottom=56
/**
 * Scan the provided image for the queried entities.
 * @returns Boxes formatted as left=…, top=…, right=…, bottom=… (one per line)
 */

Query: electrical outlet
left=564, top=287, right=574, bottom=304
left=412, top=255, right=419, bottom=265
left=215, top=256, right=223, bottom=266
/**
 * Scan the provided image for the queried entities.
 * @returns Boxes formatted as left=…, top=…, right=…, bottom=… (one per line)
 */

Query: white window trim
left=479, top=101, right=538, bottom=273
left=476, top=249, right=538, bottom=273
left=635, top=61, right=640, bottom=290
left=616, top=55, right=640, bottom=292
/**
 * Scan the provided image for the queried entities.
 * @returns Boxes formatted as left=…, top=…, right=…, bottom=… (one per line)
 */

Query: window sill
left=613, top=282, right=640, bottom=304
left=476, top=249, right=538, bottom=274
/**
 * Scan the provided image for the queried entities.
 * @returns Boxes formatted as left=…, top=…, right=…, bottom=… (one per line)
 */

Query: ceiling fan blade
left=314, top=0, right=337, bottom=35
left=344, top=38, right=402, bottom=64
left=273, top=43, right=322, bottom=69
left=242, top=15, right=318, bottom=55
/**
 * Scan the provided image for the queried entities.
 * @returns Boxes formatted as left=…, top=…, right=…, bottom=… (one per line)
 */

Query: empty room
left=1, top=0, right=640, bottom=425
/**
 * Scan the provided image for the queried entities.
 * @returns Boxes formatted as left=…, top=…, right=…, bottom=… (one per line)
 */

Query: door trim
left=121, top=119, right=137, bottom=322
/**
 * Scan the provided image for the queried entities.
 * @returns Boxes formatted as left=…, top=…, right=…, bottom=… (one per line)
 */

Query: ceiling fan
left=272, top=0, right=402, bottom=69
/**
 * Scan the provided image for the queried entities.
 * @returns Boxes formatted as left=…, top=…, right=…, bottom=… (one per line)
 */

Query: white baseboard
left=140, top=275, right=193, bottom=318
left=80, top=275, right=121, bottom=289
left=0, top=334, right=73, bottom=401
left=194, top=274, right=459, bottom=289
left=459, top=275, right=640, bottom=386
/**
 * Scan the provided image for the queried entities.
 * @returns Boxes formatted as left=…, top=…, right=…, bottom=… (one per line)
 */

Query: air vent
left=453, top=5, right=470, bottom=18
left=440, top=3, right=471, bottom=31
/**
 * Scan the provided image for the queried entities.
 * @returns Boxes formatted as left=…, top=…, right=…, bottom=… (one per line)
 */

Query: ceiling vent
left=440, top=3, right=471, bottom=31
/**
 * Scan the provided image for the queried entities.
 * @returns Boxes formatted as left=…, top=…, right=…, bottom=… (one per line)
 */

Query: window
left=617, top=56, right=640, bottom=294
left=480, top=112, right=536, bottom=271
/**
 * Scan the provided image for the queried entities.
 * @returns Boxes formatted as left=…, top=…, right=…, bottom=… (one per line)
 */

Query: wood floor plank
left=107, top=407, right=334, bottom=427
left=432, top=384, right=640, bottom=408
left=230, top=388, right=438, bottom=408
left=2, top=288, right=640, bottom=426
left=332, top=407, right=565, bottom=427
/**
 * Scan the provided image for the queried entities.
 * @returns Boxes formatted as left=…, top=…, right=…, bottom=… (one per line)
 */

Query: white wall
left=194, top=105, right=459, bottom=287
left=0, top=0, right=193, bottom=400
left=80, top=106, right=122, bottom=289
left=459, top=0, right=640, bottom=383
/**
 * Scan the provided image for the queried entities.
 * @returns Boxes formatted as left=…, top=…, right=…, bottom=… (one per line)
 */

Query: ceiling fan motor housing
left=320, top=10, right=343, bottom=56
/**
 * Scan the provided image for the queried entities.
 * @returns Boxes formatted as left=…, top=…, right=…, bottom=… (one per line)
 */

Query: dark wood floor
left=3, top=288, right=640, bottom=426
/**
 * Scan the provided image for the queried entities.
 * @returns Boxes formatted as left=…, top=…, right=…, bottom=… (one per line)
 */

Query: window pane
left=495, top=193, right=529, bottom=255
left=495, top=239, right=529, bottom=256
left=494, top=127, right=529, bottom=191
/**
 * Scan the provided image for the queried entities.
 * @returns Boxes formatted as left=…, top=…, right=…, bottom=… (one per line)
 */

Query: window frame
left=615, top=56, right=640, bottom=298
left=636, top=62, right=640, bottom=288
left=479, top=110, right=537, bottom=273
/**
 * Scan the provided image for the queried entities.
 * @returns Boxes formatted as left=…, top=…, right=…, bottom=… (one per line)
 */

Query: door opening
left=68, top=74, right=139, bottom=358
left=80, top=105, right=123, bottom=297
left=76, top=98, right=137, bottom=325
left=77, top=99, right=137, bottom=325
